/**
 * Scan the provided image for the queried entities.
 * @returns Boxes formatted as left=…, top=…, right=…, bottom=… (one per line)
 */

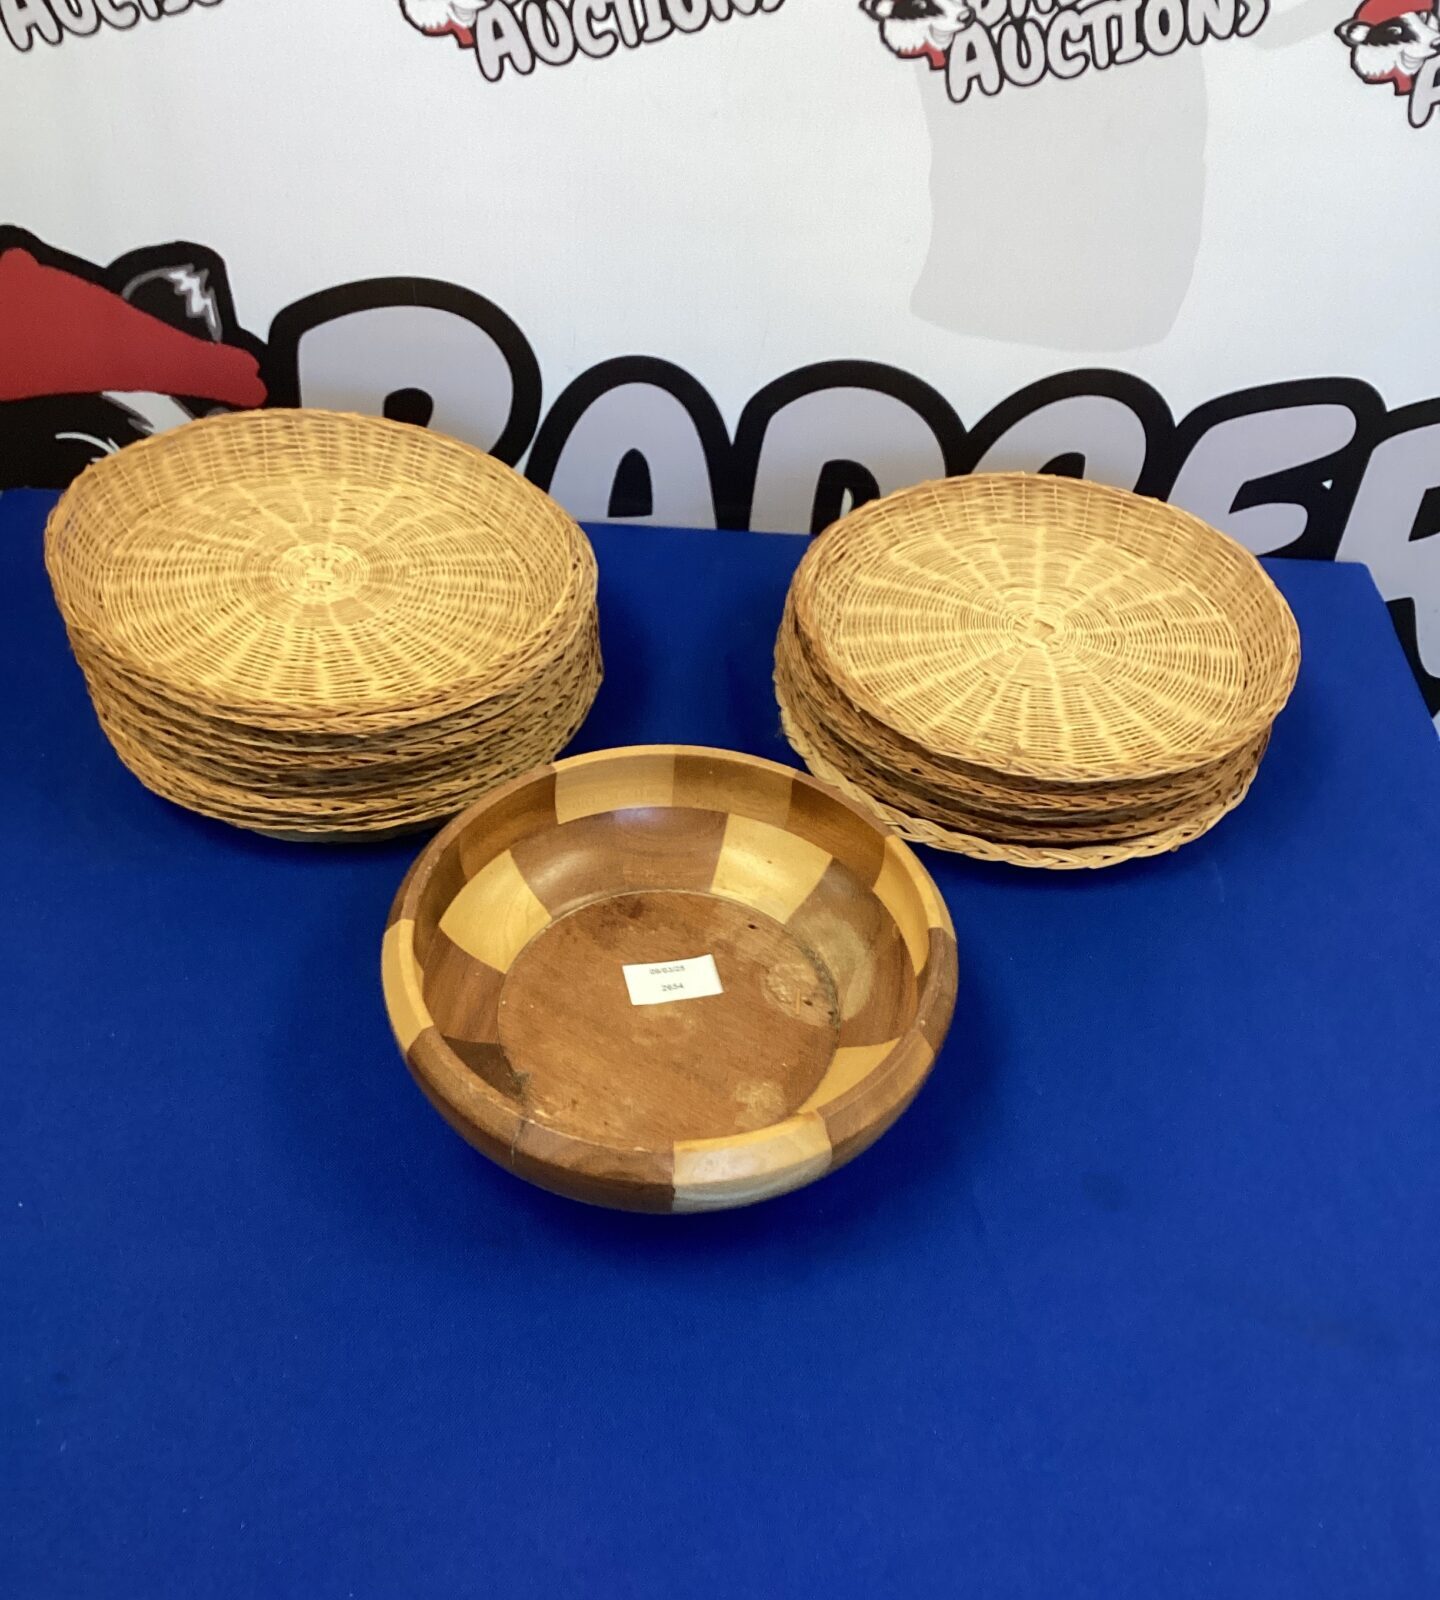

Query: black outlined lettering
left=5, top=229, right=1440, bottom=719
left=1, top=0, right=218, bottom=48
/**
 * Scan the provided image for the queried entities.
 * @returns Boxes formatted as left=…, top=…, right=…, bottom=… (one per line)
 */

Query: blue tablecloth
left=4, top=488, right=1439, bottom=1600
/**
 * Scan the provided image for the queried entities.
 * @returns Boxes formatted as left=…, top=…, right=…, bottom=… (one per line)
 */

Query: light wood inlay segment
left=873, top=837, right=939, bottom=972
left=672, top=1114, right=832, bottom=1212
left=439, top=850, right=551, bottom=971
left=382, top=920, right=431, bottom=1052
left=554, top=749, right=676, bottom=823
left=798, top=1040, right=898, bottom=1112
left=710, top=814, right=832, bottom=926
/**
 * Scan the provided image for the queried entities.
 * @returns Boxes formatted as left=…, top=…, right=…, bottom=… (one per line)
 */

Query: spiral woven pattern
left=45, top=410, right=602, bottom=839
left=777, top=473, right=1299, bottom=870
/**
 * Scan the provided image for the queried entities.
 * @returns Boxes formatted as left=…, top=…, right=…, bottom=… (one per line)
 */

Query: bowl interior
left=385, top=747, right=957, bottom=1210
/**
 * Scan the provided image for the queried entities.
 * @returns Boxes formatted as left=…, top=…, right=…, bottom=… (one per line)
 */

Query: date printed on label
left=622, top=954, right=723, bottom=1007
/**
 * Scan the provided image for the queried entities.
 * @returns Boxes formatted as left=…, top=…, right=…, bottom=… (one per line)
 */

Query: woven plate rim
left=776, top=599, right=1265, bottom=816
left=791, top=473, right=1301, bottom=783
left=44, top=408, right=598, bottom=722
left=776, top=653, right=1266, bottom=843
left=778, top=690, right=1268, bottom=870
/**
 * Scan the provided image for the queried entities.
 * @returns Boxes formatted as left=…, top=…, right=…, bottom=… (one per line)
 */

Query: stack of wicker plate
left=776, top=473, right=1300, bottom=869
left=45, top=409, right=601, bottom=840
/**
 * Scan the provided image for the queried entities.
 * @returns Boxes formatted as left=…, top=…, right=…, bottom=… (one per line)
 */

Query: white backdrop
left=2, top=0, right=1437, bottom=721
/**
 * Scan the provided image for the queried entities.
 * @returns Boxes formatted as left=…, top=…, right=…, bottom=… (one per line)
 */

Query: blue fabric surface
left=3, top=489, right=1439, bottom=1600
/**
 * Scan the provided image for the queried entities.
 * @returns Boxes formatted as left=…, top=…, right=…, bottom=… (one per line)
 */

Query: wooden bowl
left=383, top=746, right=958, bottom=1212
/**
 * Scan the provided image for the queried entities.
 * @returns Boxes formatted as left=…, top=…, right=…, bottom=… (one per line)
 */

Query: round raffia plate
left=383, top=746, right=958, bottom=1213
left=44, top=409, right=601, bottom=837
left=790, top=473, right=1299, bottom=784
left=776, top=607, right=1268, bottom=832
left=780, top=688, right=1269, bottom=870
left=47, top=409, right=593, bottom=725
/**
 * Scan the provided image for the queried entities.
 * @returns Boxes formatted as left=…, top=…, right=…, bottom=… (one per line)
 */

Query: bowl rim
left=382, top=744, right=958, bottom=1211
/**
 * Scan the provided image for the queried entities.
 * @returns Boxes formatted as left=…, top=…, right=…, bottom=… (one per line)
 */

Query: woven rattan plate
left=777, top=473, right=1299, bottom=868
left=777, top=599, right=1265, bottom=823
left=778, top=687, right=1269, bottom=870
left=383, top=746, right=958, bottom=1212
left=790, top=474, right=1299, bottom=785
left=45, top=410, right=601, bottom=837
left=48, top=410, right=592, bottom=721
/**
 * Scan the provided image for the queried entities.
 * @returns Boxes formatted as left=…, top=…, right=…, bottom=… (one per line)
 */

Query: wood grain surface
left=383, top=746, right=958, bottom=1212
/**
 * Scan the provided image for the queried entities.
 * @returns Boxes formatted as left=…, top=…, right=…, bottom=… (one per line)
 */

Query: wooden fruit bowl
left=383, top=746, right=958, bottom=1212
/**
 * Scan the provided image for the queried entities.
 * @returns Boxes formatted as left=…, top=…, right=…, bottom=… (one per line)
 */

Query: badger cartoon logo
left=859, top=0, right=973, bottom=69
left=399, top=0, right=479, bottom=47
left=0, top=230, right=266, bottom=490
left=1336, top=0, right=1440, bottom=94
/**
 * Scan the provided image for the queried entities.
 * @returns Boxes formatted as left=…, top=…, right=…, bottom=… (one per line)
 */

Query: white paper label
left=622, top=954, right=724, bottom=1007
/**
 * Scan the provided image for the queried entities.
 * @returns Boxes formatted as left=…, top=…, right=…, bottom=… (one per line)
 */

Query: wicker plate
left=45, top=410, right=602, bottom=837
left=777, top=661, right=1266, bottom=847
left=47, top=409, right=594, bottom=723
left=790, top=474, right=1299, bottom=783
left=383, top=746, right=958, bottom=1212
left=777, top=602, right=1265, bottom=822
left=780, top=688, right=1269, bottom=869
